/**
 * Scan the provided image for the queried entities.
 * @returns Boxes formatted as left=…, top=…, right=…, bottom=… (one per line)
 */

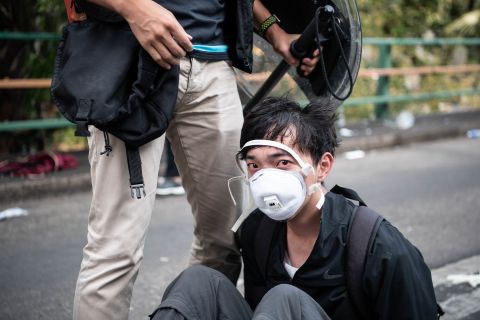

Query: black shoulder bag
left=51, top=1, right=179, bottom=198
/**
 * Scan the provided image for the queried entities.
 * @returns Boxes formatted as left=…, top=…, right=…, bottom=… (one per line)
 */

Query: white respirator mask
left=229, top=140, right=325, bottom=232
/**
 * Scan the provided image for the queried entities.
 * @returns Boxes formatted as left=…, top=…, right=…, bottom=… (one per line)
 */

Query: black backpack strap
left=330, top=184, right=384, bottom=318
left=125, top=146, right=146, bottom=199
left=347, top=205, right=384, bottom=320
left=330, top=184, right=367, bottom=206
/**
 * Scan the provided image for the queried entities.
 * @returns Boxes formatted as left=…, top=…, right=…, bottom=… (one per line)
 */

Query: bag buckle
left=74, top=99, right=92, bottom=136
left=130, top=183, right=146, bottom=199
left=75, top=120, right=90, bottom=137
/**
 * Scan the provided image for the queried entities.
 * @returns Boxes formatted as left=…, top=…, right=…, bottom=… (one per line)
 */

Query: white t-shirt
left=283, top=252, right=299, bottom=279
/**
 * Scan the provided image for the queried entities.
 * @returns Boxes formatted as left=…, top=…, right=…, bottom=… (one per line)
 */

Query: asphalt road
left=0, top=137, right=479, bottom=319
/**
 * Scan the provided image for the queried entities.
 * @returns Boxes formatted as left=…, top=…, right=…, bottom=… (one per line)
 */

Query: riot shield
left=243, top=0, right=362, bottom=113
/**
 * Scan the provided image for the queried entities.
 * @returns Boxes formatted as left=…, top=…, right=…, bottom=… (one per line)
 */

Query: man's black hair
left=240, top=97, right=340, bottom=165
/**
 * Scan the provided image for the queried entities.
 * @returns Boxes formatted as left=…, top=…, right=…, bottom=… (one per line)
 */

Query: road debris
left=0, top=207, right=29, bottom=221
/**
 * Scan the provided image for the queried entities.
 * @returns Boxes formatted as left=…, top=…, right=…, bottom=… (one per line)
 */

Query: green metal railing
left=0, top=118, right=71, bottom=131
left=344, top=88, right=480, bottom=107
left=1, top=32, right=479, bottom=132
left=0, top=31, right=61, bottom=41
left=361, top=37, right=480, bottom=119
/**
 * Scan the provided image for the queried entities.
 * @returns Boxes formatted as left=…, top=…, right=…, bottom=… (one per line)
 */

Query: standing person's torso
left=158, top=0, right=229, bottom=61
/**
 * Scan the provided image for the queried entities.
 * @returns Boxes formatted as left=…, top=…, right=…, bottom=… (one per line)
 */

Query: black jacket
left=239, top=192, right=439, bottom=320
left=224, top=0, right=253, bottom=73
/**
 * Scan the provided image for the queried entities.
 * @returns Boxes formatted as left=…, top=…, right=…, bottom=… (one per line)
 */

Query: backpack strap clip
left=126, top=146, right=146, bottom=199
left=130, top=184, right=146, bottom=199
left=74, top=99, right=92, bottom=137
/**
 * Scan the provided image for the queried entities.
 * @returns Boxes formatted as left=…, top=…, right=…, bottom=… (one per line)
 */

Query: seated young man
left=150, top=97, right=442, bottom=320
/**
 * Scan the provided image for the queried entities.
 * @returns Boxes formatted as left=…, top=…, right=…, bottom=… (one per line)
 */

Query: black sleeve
left=363, top=221, right=439, bottom=320
left=239, top=210, right=270, bottom=309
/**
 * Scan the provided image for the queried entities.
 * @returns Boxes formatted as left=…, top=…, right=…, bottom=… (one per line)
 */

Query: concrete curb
left=432, top=255, right=480, bottom=320
left=339, top=110, right=480, bottom=152
left=0, top=173, right=92, bottom=204
left=1, top=110, right=479, bottom=205
left=432, top=255, right=480, bottom=287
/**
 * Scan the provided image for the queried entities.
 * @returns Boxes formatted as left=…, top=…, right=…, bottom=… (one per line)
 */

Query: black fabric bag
left=51, top=16, right=179, bottom=198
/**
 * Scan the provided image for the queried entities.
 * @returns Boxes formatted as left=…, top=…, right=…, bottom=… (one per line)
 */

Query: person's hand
left=265, top=25, right=320, bottom=76
left=265, top=27, right=299, bottom=66
left=118, top=0, right=193, bottom=69
left=299, top=49, right=320, bottom=76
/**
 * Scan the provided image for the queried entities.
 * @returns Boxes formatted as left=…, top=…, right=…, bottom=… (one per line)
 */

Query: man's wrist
left=116, top=0, right=140, bottom=20
left=258, top=14, right=280, bottom=38
left=264, top=23, right=282, bottom=45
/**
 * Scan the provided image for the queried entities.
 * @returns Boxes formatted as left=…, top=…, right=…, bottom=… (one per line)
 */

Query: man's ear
left=316, top=152, right=334, bottom=183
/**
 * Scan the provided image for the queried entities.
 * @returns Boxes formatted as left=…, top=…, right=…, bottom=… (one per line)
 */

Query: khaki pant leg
left=167, top=58, right=244, bottom=283
left=73, top=127, right=164, bottom=320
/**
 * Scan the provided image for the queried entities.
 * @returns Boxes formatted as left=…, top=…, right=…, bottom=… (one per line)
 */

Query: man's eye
left=247, top=163, right=258, bottom=168
left=277, top=160, right=290, bottom=167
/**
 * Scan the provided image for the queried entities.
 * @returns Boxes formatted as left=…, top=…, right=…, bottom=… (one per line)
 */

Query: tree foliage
left=445, top=9, right=480, bottom=36
left=359, top=0, right=480, bottom=37
left=0, top=0, right=65, bottom=153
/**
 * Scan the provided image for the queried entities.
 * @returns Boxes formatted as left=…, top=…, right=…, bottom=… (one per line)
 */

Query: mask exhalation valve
left=264, top=195, right=283, bottom=210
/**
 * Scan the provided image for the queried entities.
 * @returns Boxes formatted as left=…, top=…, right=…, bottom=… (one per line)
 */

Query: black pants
left=164, top=139, right=179, bottom=178
left=150, top=265, right=330, bottom=320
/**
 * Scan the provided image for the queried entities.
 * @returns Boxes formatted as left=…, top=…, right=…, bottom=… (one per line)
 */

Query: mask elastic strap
left=308, top=182, right=321, bottom=195
left=301, top=164, right=314, bottom=177
left=231, top=209, right=251, bottom=232
left=308, top=182, right=325, bottom=210
left=241, top=140, right=311, bottom=172
left=227, top=175, right=245, bottom=206
left=316, top=189, right=325, bottom=210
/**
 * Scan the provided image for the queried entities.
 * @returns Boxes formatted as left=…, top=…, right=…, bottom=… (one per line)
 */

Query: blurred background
left=0, top=0, right=479, bottom=156
left=0, top=1, right=479, bottom=319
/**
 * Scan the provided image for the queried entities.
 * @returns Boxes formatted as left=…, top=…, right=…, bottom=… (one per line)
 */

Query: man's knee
left=77, top=253, right=140, bottom=291
left=259, top=284, right=312, bottom=308
left=266, top=284, right=304, bottom=300
left=256, top=285, right=330, bottom=320
left=178, top=265, right=225, bottom=284
left=163, top=265, right=233, bottom=301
